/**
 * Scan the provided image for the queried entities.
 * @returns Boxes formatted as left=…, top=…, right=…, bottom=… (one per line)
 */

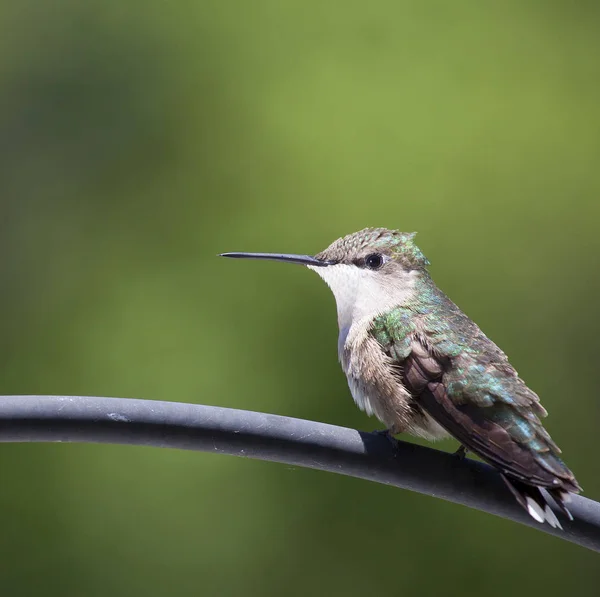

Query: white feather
left=526, top=497, right=546, bottom=524
left=544, top=505, right=562, bottom=530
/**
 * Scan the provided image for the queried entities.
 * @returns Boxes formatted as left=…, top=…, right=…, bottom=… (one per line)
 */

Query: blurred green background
left=1, top=1, right=599, bottom=595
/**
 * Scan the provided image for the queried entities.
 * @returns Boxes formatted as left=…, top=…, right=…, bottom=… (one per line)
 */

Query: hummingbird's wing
left=370, top=289, right=581, bottom=502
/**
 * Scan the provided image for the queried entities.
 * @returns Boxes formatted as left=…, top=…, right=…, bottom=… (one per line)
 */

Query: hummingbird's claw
left=453, top=445, right=468, bottom=460
left=372, top=428, right=400, bottom=454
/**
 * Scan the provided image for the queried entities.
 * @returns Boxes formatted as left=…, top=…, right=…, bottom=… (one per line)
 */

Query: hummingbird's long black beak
left=219, top=252, right=333, bottom=267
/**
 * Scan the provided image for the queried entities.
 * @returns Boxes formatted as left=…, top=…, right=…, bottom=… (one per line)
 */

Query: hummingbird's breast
left=338, top=325, right=449, bottom=440
left=312, top=261, right=445, bottom=438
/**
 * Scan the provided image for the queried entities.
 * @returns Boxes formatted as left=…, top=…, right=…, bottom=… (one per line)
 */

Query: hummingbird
left=221, top=227, right=581, bottom=528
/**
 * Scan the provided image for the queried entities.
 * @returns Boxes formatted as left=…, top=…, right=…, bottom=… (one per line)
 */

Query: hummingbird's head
left=308, top=228, right=429, bottom=329
left=221, top=228, right=429, bottom=331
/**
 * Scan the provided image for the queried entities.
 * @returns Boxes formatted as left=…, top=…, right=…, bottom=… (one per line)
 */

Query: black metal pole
left=0, top=395, right=597, bottom=552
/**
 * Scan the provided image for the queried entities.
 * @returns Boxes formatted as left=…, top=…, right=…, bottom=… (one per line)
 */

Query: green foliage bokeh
left=1, top=1, right=599, bottom=595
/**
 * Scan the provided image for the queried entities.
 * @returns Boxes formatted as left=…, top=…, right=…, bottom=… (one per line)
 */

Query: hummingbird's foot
left=372, top=428, right=400, bottom=451
left=453, top=445, right=468, bottom=460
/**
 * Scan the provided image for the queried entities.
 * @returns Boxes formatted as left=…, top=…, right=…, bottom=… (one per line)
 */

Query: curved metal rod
left=0, top=395, right=597, bottom=552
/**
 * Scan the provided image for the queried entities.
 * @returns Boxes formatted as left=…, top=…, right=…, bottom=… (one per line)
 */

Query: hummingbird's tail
left=501, top=474, right=574, bottom=530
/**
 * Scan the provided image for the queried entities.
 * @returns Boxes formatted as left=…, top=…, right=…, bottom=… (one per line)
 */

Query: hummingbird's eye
left=364, top=253, right=384, bottom=270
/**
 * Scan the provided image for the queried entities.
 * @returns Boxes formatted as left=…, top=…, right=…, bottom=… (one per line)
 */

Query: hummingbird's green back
left=370, top=272, right=579, bottom=493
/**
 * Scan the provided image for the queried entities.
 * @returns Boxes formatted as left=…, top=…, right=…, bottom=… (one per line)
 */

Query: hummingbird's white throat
left=307, top=263, right=418, bottom=348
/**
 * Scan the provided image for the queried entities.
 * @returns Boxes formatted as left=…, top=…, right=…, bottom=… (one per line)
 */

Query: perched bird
left=221, top=227, right=581, bottom=527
